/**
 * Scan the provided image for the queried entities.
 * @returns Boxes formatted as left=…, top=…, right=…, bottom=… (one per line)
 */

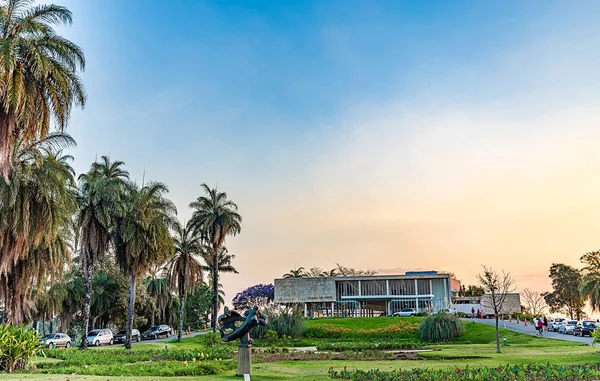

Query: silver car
left=41, top=333, right=72, bottom=348
left=549, top=318, right=565, bottom=332
left=86, top=329, right=114, bottom=346
left=558, top=320, right=577, bottom=334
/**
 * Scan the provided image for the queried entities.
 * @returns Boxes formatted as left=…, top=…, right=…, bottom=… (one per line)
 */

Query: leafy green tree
left=189, top=184, right=241, bottom=333
left=544, top=263, right=584, bottom=320
left=580, top=251, right=600, bottom=312
left=114, top=181, right=176, bottom=349
left=184, top=284, right=212, bottom=330
left=0, top=0, right=85, bottom=181
left=167, top=221, right=204, bottom=341
left=0, top=133, right=76, bottom=324
left=459, top=285, right=485, bottom=297
left=77, top=156, right=128, bottom=348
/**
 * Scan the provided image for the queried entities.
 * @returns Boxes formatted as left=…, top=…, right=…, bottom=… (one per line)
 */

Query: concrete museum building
left=274, top=271, right=461, bottom=318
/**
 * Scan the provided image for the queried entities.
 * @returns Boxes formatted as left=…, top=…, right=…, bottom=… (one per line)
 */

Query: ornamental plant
left=0, top=324, right=43, bottom=372
left=418, top=311, right=463, bottom=342
left=232, top=284, right=274, bottom=310
left=328, top=363, right=600, bottom=381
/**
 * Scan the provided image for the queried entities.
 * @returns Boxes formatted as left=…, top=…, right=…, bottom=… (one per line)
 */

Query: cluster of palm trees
left=76, top=158, right=241, bottom=349
left=0, top=0, right=242, bottom=350
left=283, top=264, right=377, bottom=278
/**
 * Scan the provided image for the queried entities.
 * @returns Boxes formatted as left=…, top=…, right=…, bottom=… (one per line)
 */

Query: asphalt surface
left=469, top=318, right=593, bottom=343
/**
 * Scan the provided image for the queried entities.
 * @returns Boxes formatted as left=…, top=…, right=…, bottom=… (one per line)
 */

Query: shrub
left=418, top=312, right=463, bottom=342
left=328, top=363, right=600, bottom=380
left=0, top=324, right=42, bottom=372
left=269, top=308, right=305, bottom=339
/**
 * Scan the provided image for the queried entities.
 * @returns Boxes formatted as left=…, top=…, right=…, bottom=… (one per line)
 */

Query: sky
left=48, top=0, right=600, bottom=305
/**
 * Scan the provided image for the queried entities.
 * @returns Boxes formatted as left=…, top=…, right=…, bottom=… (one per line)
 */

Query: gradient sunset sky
left=54, top=0, right=600, bottom=301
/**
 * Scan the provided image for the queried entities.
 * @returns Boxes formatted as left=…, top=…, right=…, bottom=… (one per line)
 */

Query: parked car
left=393, top=308, right=417, bottom=317
left=558, top=320, right=577, bottom=335
left=41, top=333, right=72, bottom=348
left=86, top=329, right=114, bottom=346
left=141, top=325, right=173, bottom=340
left=574, top=321, right=596, bottom=337
left=113, top=329, right=141, bottom=344
left=549, top=318, right=565, bottom=332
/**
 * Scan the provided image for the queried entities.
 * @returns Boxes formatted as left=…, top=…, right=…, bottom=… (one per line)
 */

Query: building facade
left=274, top=271, right=460, bottom=318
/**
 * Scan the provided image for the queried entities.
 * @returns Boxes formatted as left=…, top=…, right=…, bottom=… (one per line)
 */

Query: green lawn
left=9, top=320, right=597, bottom=380
left=305, top=316, right=422, bottom=330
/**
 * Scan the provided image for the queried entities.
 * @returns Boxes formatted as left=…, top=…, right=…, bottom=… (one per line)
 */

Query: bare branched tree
left=477, top=265, right=515, bottom=353
left=306, top=267, right=324, bottom=277
left=521, top=288, right=546, bottom=315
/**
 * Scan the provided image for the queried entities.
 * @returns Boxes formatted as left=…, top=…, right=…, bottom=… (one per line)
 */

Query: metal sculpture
left=218, top=306, right=268, bottom=376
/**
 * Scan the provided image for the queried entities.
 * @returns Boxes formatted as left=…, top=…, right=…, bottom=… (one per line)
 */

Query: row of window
left=335, top=279, right=437, bottom=298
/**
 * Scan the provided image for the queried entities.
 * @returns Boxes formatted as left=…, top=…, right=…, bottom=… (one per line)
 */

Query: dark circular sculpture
left=218, top=306, right=268, bottom=375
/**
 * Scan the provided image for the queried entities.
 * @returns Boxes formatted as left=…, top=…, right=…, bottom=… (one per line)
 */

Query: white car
left=393, top=308, right=417, bottom=317
left=558, top=320, right=577, bottom=335
left=549, top=318, right=565, bottom=332
left=86, top=329, right=114, bottom=346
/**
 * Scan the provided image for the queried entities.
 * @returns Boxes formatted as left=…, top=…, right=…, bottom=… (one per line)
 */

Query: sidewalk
left=468, top=318, right=592, bottom=343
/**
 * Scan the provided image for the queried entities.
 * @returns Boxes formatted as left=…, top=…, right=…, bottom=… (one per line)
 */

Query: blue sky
left=52, top=1, right=600, bottom=302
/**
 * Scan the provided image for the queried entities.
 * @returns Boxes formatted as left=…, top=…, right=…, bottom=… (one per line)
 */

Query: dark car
left=574, top=321, right=596, bottom=337
left=141, top=325, right=173, bottom=340
left=113, top=329, right=141, bottom=344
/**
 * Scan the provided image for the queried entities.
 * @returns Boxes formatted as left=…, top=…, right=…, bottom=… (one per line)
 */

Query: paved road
left=469, top=318, right=593, bottom=343
left=87, top=330, right=210, bottom=348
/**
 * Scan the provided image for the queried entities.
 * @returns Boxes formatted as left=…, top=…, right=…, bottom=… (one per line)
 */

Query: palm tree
left=77, top=156, right=128, bottom=348
left=0, top=133, right=76, bottom=324
left=167, top=221, right=204, bottom=341
left=90, top=272, right=118, bottom=330
left=189, top=184, right=241, bottom=333
left=201, top=247, right=237, bottom=310
left=114, top=181, right=176, bottom=349
left=580, top=251, right=600, bottom=311
left=321, top=269, right=338, bottom=277
left=60, top=269, right=84, bottom=332
left=283, top=267, right=306, bottom=278
left=144, top=271, right=170, bottom=327
left=0, top=0, right=86, bottom=181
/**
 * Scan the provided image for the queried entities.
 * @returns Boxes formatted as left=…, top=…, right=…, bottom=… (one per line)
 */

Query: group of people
left=533, top=316, right=548, bottom=336
left=470, top=307, right=487, bottom=321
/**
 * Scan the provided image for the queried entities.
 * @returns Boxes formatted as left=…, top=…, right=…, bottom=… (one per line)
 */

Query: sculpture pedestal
left=237, top=345, right=251, bottom=376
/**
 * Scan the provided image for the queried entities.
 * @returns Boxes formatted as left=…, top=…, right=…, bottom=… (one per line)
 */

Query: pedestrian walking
left=471, top=307, right=475, bottom=322
left=537, top=317, right=543, bottom=335
left=542, top=316, right=548, bottom=332
left=533, top=317, right=539, bottom=335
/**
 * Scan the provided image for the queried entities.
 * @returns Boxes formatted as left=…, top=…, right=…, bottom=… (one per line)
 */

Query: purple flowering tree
left=232, top=284, right=275, bottom=310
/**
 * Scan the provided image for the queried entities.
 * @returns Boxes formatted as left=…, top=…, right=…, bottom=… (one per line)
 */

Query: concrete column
left=358, top=280, right=362, bottom=296
left=386, top=280, right=390, bottom=295
left=331, top=302, right=335, bottom=318
left=443, top=278, right=448, bottom=309
left=304, top=303, right=307, bottom=318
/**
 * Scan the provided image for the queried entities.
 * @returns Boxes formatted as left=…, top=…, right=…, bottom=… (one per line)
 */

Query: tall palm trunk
left=151, top=311, right=155, bottom=327
left=212, top=243, right=219, bottom=333
left=178, top=285, right=185, bottom=342
left=80, top=252, right=92, bottom=349
left=125, top=272, right=136, bottom=350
